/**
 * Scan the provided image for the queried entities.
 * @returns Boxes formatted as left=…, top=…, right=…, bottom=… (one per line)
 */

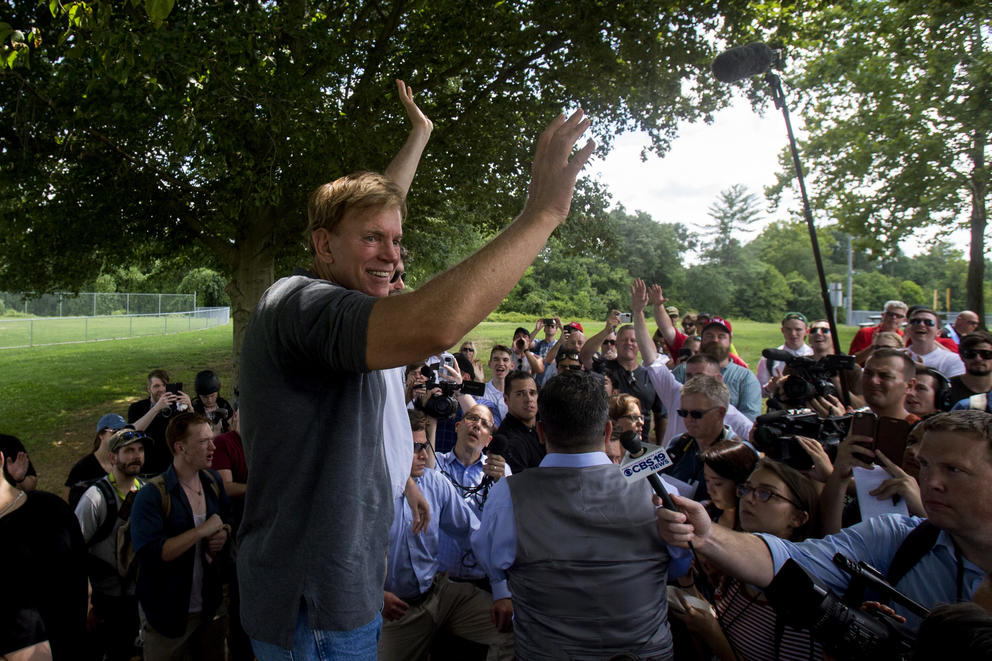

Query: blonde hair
left=306, top=172, right=406, bottom=253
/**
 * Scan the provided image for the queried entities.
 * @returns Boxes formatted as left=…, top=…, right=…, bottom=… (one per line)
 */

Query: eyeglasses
left=809, top=327, right=831, bottom=335
left=462, top=412, right=493, bottom=431
left=622, top=413, right=644, bottom=423
left=908, top=318, right=936, bottom=327
left=413, top=442, right=429, bottom=453
left=389, top=271, right=406, bottom=284
left=461, top=346, right=475, bottom=353
left=676, top=406, right=720, bottom=419
left=737, top=484, right=803, bottom=509
left=962, top=349, right=992, bottom=360
left=602, top=340, right=616, bottom=346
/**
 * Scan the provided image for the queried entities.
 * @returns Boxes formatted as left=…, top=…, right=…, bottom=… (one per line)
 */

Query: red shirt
left=212, top=430, right=247, bottom=484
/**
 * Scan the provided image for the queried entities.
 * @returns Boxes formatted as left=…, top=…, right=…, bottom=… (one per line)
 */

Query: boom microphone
left=762, top=348, right=797, bottom=363
left=711, top=42, right=781, bottom=83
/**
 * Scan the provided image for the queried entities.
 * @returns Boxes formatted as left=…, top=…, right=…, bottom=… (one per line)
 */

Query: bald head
left=954, top=310, right=981, bottom=336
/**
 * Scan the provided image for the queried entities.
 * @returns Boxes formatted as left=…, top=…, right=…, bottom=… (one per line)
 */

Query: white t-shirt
left=905, top=346, right=965, bottom=378
left=757, top=343, right=814, bottom=391
left=383, top=366, right=415, bottom=501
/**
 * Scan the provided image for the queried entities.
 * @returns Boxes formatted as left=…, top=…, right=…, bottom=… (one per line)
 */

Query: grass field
left=0, top=313, right=222, bottom=348
left=1, top=318, right=858, bottom=494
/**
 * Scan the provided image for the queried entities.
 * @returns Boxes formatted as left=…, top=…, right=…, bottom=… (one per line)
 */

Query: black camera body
left=753, top=408, right=852, bottom=469
left=764, top=349, right=855, bottom=408
left=765, top=557, right=920, bottom=660
left=414, top=364, right=486, bottom=419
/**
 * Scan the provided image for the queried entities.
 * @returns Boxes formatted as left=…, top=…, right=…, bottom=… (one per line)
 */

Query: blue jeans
left=251, top=602, right=381, bottom=661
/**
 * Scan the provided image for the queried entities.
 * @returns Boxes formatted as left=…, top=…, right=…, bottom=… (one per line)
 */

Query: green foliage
left=731, top=262, right=792, bottom=323
left=773, top=0, right=991, bottom=316
left=703, top=184, right=762, bottom=269
left=682, top=264, right=734, bottom=316
left=178, top=267, right=230, bottom=307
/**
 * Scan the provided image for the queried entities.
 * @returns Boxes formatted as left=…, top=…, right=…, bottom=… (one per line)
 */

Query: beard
left=967, top=365, right=991, bottom=377
left=700, top=340, right=730, bottom=363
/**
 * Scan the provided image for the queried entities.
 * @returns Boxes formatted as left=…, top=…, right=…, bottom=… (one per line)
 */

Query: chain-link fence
left=0, top=307, right=229, bottom=349
left=0, top=291, right=196, bottom=317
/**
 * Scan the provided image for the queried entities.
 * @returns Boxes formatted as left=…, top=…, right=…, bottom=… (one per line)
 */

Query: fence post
left=29, top=319, right=33, bottom=346
left=158, top=294, right=162, bottom=315
left=93, top=293, right=97, bottom=316
left=126, top=293, right=130, bottom=315
left=84, top=317, right=88, bottom=340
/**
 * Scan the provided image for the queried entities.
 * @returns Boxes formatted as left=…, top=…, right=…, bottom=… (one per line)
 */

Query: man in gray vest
left=472, top=370, right=674, bottom=660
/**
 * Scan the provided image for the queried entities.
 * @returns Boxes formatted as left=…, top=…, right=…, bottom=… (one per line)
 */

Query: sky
left=588, top=94, right=973, bottom=262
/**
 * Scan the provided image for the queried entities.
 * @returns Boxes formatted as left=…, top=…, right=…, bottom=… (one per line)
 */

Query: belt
left=401, top=580, right=438, bottom=608
left=448, top=576, right=491, bottom=594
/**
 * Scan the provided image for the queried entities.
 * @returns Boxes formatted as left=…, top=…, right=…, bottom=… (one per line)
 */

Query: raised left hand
left=395, top=79, right=433, bottom=135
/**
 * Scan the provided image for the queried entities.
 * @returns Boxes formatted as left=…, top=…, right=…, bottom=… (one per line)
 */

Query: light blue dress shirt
left=434, top=450, right=513, bottom=584
left=757, top=514, right=984, bottom=629
left=471, top=451, right=693, bottom=593
left=384, top=468, right=479, bottom=600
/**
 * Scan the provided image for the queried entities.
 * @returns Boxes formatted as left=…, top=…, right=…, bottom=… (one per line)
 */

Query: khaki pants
left=379, top=576, right=514, bottom=661
left=142, top=609, right=228, bottom=661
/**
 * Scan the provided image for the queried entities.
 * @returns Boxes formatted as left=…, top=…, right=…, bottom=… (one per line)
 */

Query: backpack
left=116, top=470, right=224, bottom=578
left=70, top=477, right=119, bottom=548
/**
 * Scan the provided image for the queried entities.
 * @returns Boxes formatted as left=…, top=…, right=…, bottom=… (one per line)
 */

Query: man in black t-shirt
left=127, top=369, right=192, bottom=475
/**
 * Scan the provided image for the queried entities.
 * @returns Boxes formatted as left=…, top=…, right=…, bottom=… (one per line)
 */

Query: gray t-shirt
left=237, top=269, right=390, bottom=649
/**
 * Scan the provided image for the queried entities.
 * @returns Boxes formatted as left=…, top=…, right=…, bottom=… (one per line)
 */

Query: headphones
left=918, top=367, right=953, bottom=411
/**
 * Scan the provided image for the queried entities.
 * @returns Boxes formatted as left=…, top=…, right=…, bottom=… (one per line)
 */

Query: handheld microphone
left=479, top=435, right=509, bottom=489
left=619, top=431, right=678, bottom=513
left=711, top=42, right=782, bottom=83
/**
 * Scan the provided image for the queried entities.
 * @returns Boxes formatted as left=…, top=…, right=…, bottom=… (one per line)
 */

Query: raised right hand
left=524, top=110, right=595, bottom=225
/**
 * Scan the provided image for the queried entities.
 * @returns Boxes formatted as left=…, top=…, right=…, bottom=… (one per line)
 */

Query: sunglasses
left=676, top=406, right=720, bottom=419
left=809, top=327, right=831, bottom=335
left=962, top=349, right=992, bottom=360
left=413, top=442, right=429, bottom=453
left=114, top=430, right=147, bottom=443
left=461, top=347, right=475, bottom=353
left=908, top=318, right=936, bottom=327
left=622, top=413, right=644, bottom=423
left=389, top=271, right=406, bottom=284
left=602, top=340, right=616, bottom=346
left=737, top=484, right=803, bottom=509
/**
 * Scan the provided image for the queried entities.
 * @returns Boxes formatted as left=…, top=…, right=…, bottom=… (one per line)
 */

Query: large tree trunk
left=226, top=208, right=277, bottom=390
left=967, top=127, right=987, bottom=325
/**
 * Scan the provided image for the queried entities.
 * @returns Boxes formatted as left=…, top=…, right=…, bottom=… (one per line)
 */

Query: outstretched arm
left=580, top=310, right=620, bottom=370
left=384, top=79, right=433, bottom=198
left=649, top=284, right=677, bottom=347
left=367, top=111, right=595, bottom=370
left=631, top=279, right=658, bottom=365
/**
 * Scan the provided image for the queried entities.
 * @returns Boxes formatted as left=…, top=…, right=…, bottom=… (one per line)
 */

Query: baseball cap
left=564, top=322, right=584, bottom=333
left=703, top=317, right=733, bottom=335
left=108, top=429, right=147, bottom=453
left=97, top=413, right=128, bottom=434
left=665, top=306, right=679, bottom=317
left=513, top=327, right=530, bottom=338
left=781, top=312, right=808, bottom=325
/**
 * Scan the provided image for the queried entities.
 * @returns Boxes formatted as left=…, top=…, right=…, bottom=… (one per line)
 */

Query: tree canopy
left=1, top=0, right=780, bottom=375
left=770, top=0, right=991, bottom=318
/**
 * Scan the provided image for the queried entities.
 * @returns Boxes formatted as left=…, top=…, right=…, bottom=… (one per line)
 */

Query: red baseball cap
left=703, top=316, right=733, bottom=335
left=564, top=322, right=584, bottom=333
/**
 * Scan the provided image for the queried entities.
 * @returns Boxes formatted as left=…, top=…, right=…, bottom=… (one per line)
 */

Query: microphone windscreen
left=711, top=42, right=778, bottom=83
left=762, top=348, right=795, bottom=362
left=619, top=430, right=641, bottom=454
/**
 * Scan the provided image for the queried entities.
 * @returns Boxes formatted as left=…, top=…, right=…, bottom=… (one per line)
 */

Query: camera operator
left=128, top=369, right=193, bottom=476
left=813, top=349, right=923, bottom=533
left=510, top=327, right=545, bottom=376
left=529, top=317, right=560, bottom=387
left=757, top=313, right=814, bottom=397
left=657, top=410, right=992, bottom=631
left=190, top=370, right=233, bottom=435
left=420, top=353, right=500, bottom=456
left=541, top=323, right=585, bottom=382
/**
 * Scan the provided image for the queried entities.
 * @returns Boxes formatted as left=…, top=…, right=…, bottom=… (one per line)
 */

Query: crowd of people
left=4, top=81, right=992, bottom=661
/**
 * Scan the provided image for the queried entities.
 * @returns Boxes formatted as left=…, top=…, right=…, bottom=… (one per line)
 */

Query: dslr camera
left=753, top=408, right=852, bottom=469
left=159, top=382, right=189, bottom=418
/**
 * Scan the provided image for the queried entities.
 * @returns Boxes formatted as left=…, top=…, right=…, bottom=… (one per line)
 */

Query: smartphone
left=678, top=348, right=692, bottom=359
left=874, top=417, right=913, bottom=466
left=618, top=312, right=632, bottom=323
left=166, top=382, right=183, bottom=395
left=850, top=410, right=877, bottom=438
left=542, top=318, right=556, bottom=327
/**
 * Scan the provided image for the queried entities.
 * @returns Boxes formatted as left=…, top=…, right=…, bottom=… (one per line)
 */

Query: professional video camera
left=753, top=408, right=851, bottom=469
left=413, top=361, right=485, bottom=419
left=764, top=555, right=927, bottom=661
left=763, top=349, right=855, bottom=409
